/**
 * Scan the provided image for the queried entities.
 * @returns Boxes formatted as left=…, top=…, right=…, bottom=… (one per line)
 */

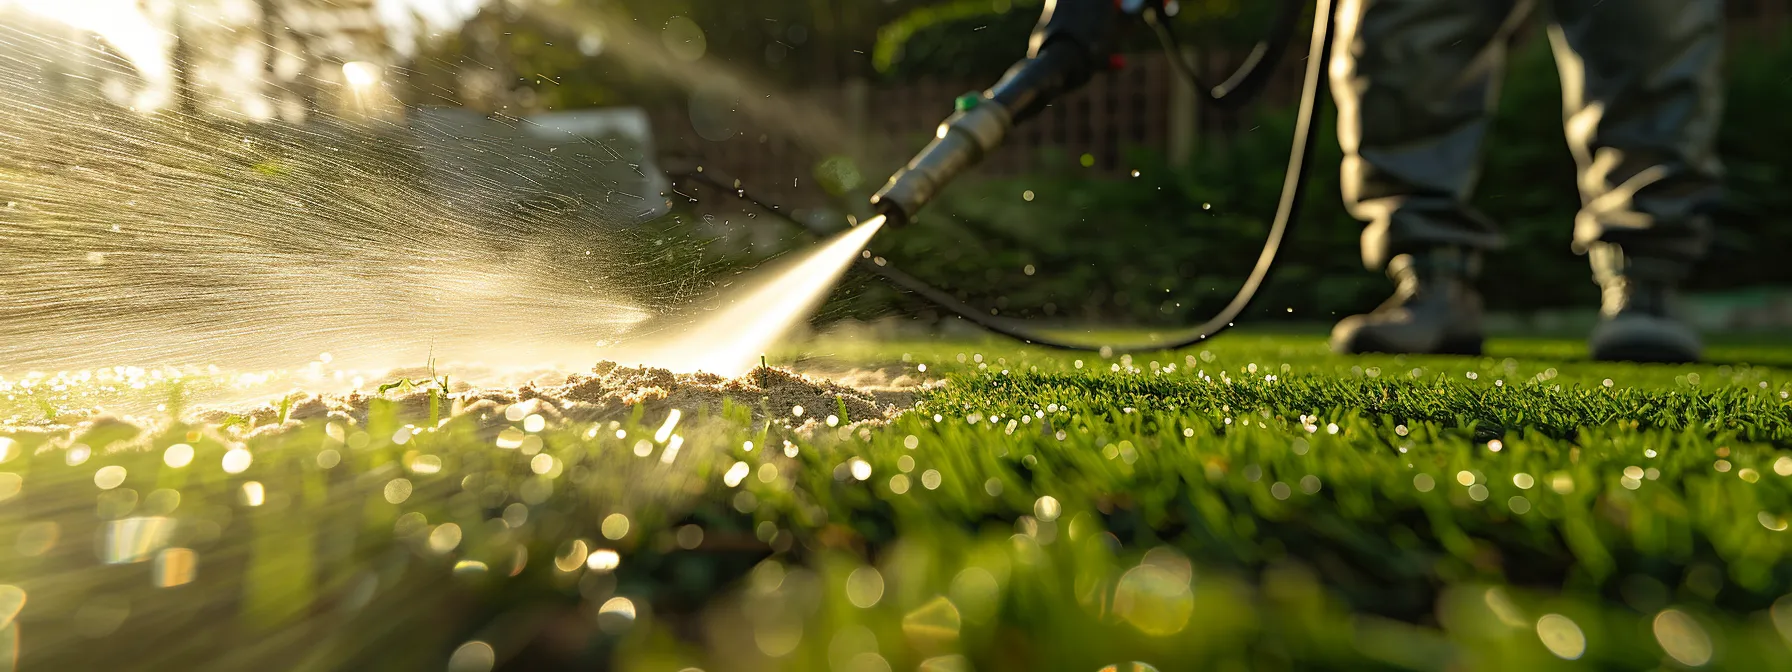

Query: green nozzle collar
left=954, top=92, right=983, bottom=113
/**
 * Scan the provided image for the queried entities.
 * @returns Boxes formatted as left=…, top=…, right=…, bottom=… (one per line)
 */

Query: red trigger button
left=1108, top=54, right=1128, bottom=71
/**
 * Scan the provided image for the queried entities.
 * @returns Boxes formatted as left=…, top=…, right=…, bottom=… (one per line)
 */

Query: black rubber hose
left=667, top=0, right=1334, bottom=354
left=1146, top=0, right=1306, bottom=109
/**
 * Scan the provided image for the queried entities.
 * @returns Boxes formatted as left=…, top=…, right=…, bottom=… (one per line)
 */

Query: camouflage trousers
left=1329, top=0, right=1726, bottom=269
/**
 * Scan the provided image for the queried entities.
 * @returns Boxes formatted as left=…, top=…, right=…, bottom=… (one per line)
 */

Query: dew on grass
left=949, top=568, right=1001, bottom=624
left=733, top=491, right=758, bottom=513
left=890, top=474, right=910, bottom=494
left=384, top=478, right=413, bottom=504
left=1414, top=474, right=1436, bottom=492
left=1270, top=482, right=1290, bottom=500
left=554, top=540, right=589, bottom=572
left=846, top=567, right=884, bottom=608
left=922, top=470, right=942, bottom=490
left=654, top=409, right=682, bottom=442
left=1300, top=475, right=1321, bottom=494
left=428, top=523, right=462, bottom=553
left=163, top=443, right=195, bottom=468
left=94, top=465, right=126, bottom=490
left=1508, top=496, right=1531, bottom=514
left=1457, top=471, right=1476, bottom=486
left=1653, top=609, right=1713, bottom=667
left=454, top=560, right=488, bottom=575
left=240, top=481, right=265, bottom=506
left=723, top=461, right=750, bottom=487
left=602, top=514, right=630, bottom=540
left=447, top=641, right=495, bottom=672
left=596, top=597, right=636, bottom=634
left=1113, top=563, right=1193, bottom=636
left=1514, top=473, right=1535, bottom=489
left=675, top=525, right=703, bottom=550
left=1536, top=614, right=1586, bottom=659
left=1551, top=473, right=1576, bottom=494
left=1096, top=664, right=1161, bottom=672
left=1759, top=511, right=1787, bottom=531
left=410, top=455, right=442, bottom=474
left=497, top=428, right=525, bottom=449
left=503, top=503, right=528, bottom=528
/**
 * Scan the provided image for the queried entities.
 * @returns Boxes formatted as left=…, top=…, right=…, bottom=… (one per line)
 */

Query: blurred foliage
left=871, top=0, right=1289, bottom=80
left=823, top=32, right=1792, bottom=326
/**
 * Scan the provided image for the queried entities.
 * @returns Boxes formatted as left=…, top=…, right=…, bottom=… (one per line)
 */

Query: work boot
left=1586, top=244, right=1701, bottom=363
left=1332, top=247, right=1484, bottom=356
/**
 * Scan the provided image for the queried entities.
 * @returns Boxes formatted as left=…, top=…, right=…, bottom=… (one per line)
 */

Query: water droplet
left=221, top=447, right=252, bottom=474
left=163, top=443, right=194, bottom=468
left=602, top=513, right=630, bottom=540
left=846, top=567, right=885, bottom=608
left=384, top=478, right=413, bottom=504
left=240, top=481, right=265, bottom=507
left=447, top=641, right=496, bottom=672
left=596, top=597, right=637, bottom=634
left=586, top=549, right=621, bottom=571
left=1536, top=614, right=1586, bottom=660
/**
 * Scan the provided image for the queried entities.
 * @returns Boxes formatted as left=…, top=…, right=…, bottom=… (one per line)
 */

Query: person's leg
left=1549, top=0, right=1724, bottom=362
left=1329, top=0, right=1529, bottom=354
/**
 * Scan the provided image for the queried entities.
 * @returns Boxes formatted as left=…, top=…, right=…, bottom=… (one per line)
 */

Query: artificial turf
left=2, top=332, right=1791, bottom=670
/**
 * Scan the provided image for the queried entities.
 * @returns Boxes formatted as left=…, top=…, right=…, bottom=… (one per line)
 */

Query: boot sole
left=1589, top=342, right=1699, bottom=364
left=1588, top=318, right=1701, bottom=364
left=1334, top=332, right=1483, bottom=357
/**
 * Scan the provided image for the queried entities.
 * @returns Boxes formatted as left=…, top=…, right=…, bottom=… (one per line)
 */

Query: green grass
left=3, top=333, right=1792, bottom=670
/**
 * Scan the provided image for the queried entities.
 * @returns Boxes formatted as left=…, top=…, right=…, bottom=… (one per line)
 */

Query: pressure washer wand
left=871, top=0, right=1120, bottom=226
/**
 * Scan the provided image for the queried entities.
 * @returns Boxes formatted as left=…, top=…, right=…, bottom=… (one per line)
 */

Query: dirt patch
left=520, top=362, right=920, bottom=424
left=2, top=363, right=927, bottom=442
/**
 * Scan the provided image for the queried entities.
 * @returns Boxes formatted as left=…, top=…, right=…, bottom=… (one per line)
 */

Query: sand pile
left=1, top=363, right=925, bottom=449
left=205, top=362, right=920, bottom=432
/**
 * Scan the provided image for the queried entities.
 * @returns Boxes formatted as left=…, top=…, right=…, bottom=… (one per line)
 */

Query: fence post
left=1168, top=47, right=1198, bottom=167
left=843, top=77, right=871, bottom=162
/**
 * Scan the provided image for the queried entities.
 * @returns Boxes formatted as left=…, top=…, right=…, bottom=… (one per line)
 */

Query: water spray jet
left=598, top=217, right=886, bottom=377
